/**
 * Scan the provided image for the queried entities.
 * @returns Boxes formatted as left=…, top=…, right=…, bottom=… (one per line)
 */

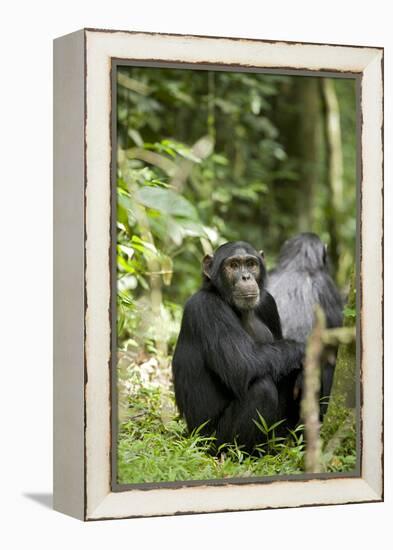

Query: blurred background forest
left=116, top=66, right=357, bottom=484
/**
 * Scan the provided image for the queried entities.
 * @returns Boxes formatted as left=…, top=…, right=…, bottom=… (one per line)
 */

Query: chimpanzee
left=267, top=233, right=343, bottom=416
left=172, top=241, right=304, bottom=452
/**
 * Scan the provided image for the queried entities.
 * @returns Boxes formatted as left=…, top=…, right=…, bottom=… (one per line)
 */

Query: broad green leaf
left=343, top=307, right=356, bottom=319
left=128, top=128, right=144, bottom=146
left=174, top=218, right=208, bottom=238
left=161, top=140, right=202, bottom=163
left=136, top=187, right=198, bottom=220
left=167, top=218, right=184, bottom=246
left=118, top=244, right=135, bottom=260
left=131, top=236, right=158, bottom=255
left=117, top=255, right=135, bottom=274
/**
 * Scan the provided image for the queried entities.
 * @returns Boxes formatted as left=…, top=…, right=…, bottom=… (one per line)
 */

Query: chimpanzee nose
left=242, top=273, right=251, bottom=281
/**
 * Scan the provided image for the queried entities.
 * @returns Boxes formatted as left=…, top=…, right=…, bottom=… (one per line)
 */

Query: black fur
left=172, top=241, right=304, bottom=452
left=267, top=233, right=343, bottom=416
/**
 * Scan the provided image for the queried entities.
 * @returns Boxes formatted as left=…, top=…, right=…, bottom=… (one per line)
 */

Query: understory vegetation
left=117, top=352, right=356, bottom=484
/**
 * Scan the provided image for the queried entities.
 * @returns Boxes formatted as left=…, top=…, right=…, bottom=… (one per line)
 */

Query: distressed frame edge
left=87, top=479, right=381, bottom=521
left=358, top=48, right=384, bottom=499
left=83, top=26, right=384, bottom=53
left=55, top=29, right=383, bottom=521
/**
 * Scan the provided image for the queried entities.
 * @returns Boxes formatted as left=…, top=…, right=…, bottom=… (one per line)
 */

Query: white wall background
left=1, top=1, right=391, bottom=548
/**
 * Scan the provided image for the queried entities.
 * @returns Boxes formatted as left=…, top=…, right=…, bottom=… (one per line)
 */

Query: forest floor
left=117, top=354, right=357, bottom=485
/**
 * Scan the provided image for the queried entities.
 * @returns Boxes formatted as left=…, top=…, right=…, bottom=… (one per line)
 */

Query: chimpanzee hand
left=293, top=370, right=303, bottom=401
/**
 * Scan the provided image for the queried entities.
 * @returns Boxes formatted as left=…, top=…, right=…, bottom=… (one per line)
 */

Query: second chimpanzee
left=172, top=241, right=304, bottom=452
left=267, top=233, right=343, bottom=416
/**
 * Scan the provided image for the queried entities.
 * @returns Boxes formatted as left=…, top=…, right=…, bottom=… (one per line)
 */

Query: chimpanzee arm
left=254, top=290, right=304, bottom=383
left=315, top=272, right=343, bottom=328
left=182, top=290, right=303, bottom=399
left=255, top=339, right=304, bottom=384
left=255, top=290, right=283, bottom=339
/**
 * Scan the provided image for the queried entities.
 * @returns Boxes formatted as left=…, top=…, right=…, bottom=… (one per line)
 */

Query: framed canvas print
left=53, top=29, right=383, bottom=521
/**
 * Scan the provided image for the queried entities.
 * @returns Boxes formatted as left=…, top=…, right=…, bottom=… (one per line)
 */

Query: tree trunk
left=301, top=308, right=325, bottom=473
left=295, top=79, right=322, bottom=232
left=322, top=270, right=356, bottom=453
left=273, top=78, right=322, bottom=234
left=327, top=270, right=356, bottom=411
left=320, top=78, right=344, bottom=276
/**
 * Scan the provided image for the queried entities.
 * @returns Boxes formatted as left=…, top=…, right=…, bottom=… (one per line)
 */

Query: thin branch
left=125, top=147, right=177, bottom=177
left=117, top=72, right=151, bottom=95
left=302, top=307, right=325, bottom=473
left=321, top=326, right=356, bottom=346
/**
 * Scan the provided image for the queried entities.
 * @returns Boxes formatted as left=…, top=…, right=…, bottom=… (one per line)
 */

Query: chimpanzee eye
left=246, top=259, right=257, bottom=268
left=230, top=260, right=239, bottom=269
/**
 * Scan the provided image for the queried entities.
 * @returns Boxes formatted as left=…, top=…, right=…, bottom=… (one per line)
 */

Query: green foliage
left=343, top=306, right=356, bottom=319
left=117, top=374, right=305, bottom=484
left=118, top=375, right=355, bottom=484
left=117, top=67, right=357, bottom=328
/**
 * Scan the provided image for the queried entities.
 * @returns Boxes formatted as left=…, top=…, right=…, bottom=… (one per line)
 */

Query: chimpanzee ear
left=202, top=254, right=213, bottom=279
left=258, top=250, right=265, bottom=261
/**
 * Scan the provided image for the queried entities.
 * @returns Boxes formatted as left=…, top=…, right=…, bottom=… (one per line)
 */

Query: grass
left=117, top=370, right=357, bottom=485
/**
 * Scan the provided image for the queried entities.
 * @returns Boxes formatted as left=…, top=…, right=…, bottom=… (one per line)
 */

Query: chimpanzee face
left=202, top=241, right=266, bottom=311
left=221, top=247, right=262, bottom=310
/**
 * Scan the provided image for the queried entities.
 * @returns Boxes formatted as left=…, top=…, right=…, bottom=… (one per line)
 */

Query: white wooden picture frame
left=53, top=28, right=383, bottom=521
